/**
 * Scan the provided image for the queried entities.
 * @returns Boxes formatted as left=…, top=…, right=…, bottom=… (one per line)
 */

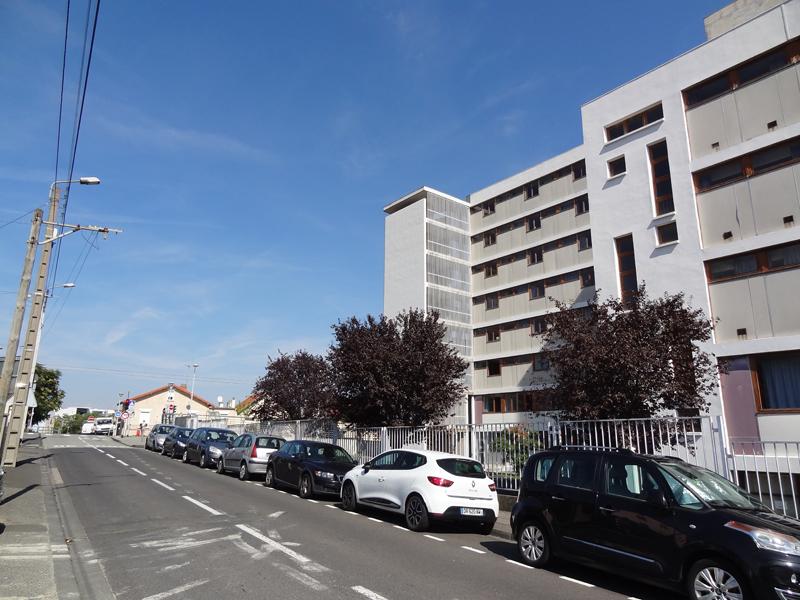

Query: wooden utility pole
left=0, top=209, right=43, bottom=450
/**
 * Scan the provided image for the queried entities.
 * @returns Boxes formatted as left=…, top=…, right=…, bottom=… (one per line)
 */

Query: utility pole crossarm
left=40, top=221, right=123, bottom=244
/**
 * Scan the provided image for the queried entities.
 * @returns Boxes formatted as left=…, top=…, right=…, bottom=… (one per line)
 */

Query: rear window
left=436, top=458, right=486, bottom=479
left=257, top=437, right=284, bottom=450
left=155, top=425, right=172, bottom=434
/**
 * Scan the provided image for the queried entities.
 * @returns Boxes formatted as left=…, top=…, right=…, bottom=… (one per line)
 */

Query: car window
left=397, top=452, right=426, bottom=470
left=307, top=444, right=354, bottom=463
left=232, top=435, right=245, bottom=448
left=179, top=429, right=192, bottom=439
left=658, top=467, right=704, bottom=510
left=282, top=442, right=298, bottom=455
left=604, top=457, right=660, bottom=500
left=556, top=454, right=597, bottom=490
left=206, top=430, right=235, bottom=442
left=257, top=437, right=283, bottom=450
left=436, top=458, right=486, bottom=479
left=192, top=430, right=204, bottom=440
left=527, top=455, right=555, bottom=483
left=371, top=452, right=400, bottom=469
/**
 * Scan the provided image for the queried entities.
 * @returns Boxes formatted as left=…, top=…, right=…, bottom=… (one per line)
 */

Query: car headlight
left=176, top=441, right=186, bottom=447
left=314, top=470, right=335, bottom=479
left=726, top=521, right=800, bottom=557
left=208, top=447, right=222, bottom=456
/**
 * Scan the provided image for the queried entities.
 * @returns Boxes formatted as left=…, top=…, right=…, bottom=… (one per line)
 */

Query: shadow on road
left=479, top=540, right=683, bottom=600
left=0, top=483, right=39, bottom=506
left=14, top=454, right=52, bottom=467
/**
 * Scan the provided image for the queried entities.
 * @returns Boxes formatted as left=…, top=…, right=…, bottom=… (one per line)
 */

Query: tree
left=542, top=286, right=718, bottom=420
left=328, top=309, right=468, bottom=427
left=250, top=351, right=333, bottom=421
left=32, top=364, right=65, bottom=423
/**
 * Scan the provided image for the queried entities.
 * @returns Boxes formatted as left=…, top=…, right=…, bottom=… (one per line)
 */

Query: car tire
left=171, top=447, right=178, bottom=459
left=264, top=466, right=276, bottom=488
left=216, top=458, right=225, bottom=474
left=199, top=453, right=208, bottom=469
left=341, top=481, right=358, bottom=511
left=478, top=520, right=496, bottom=535
left=182, top=450, right=190, bottom=464
left=238, top=462, right=249, bottom=481
left=517, top=521, right=550, bottom=568
left=299, top=473, right=313, bottom=499
left=687, top=558, right=751, bottom=600
left=405, top=494, right=430, bottom=532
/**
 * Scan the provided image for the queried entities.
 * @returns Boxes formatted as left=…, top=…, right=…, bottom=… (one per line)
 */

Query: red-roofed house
left=121, top=384, right=235, bottom=434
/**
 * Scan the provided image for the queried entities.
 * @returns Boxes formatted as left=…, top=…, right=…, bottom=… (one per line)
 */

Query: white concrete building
left=383, top=0, right=800, bottom=440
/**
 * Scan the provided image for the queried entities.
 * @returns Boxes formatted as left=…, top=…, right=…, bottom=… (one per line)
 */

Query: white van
left=81, top=422, right=94, bottom=434
left=93, top=417, right=114, bottom=435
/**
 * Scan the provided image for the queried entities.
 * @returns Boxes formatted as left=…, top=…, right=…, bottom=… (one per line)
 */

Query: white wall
left=384, top=199, right=426, bottom=317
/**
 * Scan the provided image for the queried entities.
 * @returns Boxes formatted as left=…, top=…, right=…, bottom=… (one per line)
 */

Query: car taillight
left=427, top=476, right=454, bottom=487
left=251, top=444, right=258, bottom=458
left=488, top=483, right=496, bottom=492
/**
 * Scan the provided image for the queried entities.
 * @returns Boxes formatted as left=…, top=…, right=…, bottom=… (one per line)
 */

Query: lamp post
left=187, top=363, right=199, bottom=407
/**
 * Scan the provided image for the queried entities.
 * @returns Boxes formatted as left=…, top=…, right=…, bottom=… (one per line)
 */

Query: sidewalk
left=109, top=434, right=145, bottom=448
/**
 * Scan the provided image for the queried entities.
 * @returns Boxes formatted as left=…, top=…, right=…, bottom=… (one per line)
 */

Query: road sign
left=114, top=411, right=121, bottom=418
left=120, top=411, right=129, bottom=421
left=87, top=415, right=95, bottom=422
left=128, top=400, right=135, bottom=410
left=169, top=404, right=174, bottom=413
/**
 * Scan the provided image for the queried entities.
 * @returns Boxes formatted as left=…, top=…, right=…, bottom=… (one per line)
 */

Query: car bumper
left=312, top=475, right=343, bottom=496
left=245, top=459, right=268, bottom=474
left=435, top=506, right=498, bottom=523
left=207, top=454, right=222, bottom=465
left=752, top=559, right=800, bottom=600
left=428, top=495, right=499, bottom=523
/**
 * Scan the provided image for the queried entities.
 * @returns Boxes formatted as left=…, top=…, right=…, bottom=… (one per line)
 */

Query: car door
left=274, top=442, right=296, bottom=483
left=189, top=429, right=204, bottom=460
left=385, top=451, right=425, bottom=510
left=547, top=452, right=601, bottom=557
left=227, top=435, right=245, bottom=469
left=359, top=451, right=400, bottom=506
left=285, top=442, right=307, bottom=488
left=593, top=455, right=680, bottom=576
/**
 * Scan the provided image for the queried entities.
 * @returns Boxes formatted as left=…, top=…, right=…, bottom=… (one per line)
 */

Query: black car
left=510, top=447, right=800, bottom=600
left=265, top=440, right=357, bottom=498
left=162, top=427, right=194, bottom=459
left=182, top=427, right=237, bottom=468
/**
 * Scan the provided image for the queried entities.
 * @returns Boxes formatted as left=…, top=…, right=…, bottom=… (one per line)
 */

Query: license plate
left=460, top=508, right=483, bottom=516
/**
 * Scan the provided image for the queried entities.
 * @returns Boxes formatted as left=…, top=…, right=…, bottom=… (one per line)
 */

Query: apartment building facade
left=383, top=0, right=800, bottom=440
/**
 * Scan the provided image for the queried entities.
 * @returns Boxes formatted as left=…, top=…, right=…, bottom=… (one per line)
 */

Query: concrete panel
left=747, top=277, right=774, bottom=338
left=698, top=180, right=755, bottom=245
left=757, top=413, right=800, bottom=441
left=384, top=200, right=425, bottom=316
left=765, top=269, right=800, bottom=336
left=776, top=65, right=800, bottom=125
left=750, top=166, right=799, bottom=235
left=710, top=279, right=757, bottom=342
left=735, top=75, right=785, bottom=142
left=687, top=94, right=743, bottom=158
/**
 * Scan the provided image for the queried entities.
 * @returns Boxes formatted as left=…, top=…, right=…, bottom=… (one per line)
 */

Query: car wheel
left=517, top=521, right=550, bottom=567
left=299, top=473, right=313, bottom=499
left=264, top=466, right=276, bottom=488
left=405, top=494, right=429, bottom=532
left=238, top=462, right=249, bottom=481
left=478, top=520, right=496, bottom=535
left=688, top=558, right=750, bottom=600
left=199, top=453, right=208, bottom=469
left=171, top=447, right=177, bottom=459
left=182, top=450, right=190, bottom=464
left=341, top=482, right=358, bottom=511
left=216, top=458, right=225, bottom=474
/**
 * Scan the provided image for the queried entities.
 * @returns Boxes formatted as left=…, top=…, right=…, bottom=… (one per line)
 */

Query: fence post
left=380, top=427, right=388, bottom=454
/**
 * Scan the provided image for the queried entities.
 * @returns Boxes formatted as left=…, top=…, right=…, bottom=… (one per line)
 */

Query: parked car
left=162, top=427, right=193, bottom=458
left=145, top=424, right=175, bottom=451
left=341, top=449, right=499, bottom=533
left=265, top=440, right=357, bottom=498
left=80, top=421, right=94, bottom=435
left=511, top=447, right=800, bottom=600
left=182, top=428, right=237, bottom=468
left=92, top=417, right=114, bottom=435
left=217, top=434, right=285, bottom=480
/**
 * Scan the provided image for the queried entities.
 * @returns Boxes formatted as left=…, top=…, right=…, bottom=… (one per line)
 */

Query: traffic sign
left=120, top=411, right=129, bottom=421
left=87, top=415, right=95, bottom=422
left=114, top=411, right=121, bottom=418
left=128, top=400, right=136, bottom=410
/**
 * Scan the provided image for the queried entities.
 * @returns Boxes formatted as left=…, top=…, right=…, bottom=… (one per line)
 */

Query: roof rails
left=549, top=445, right=635, bottom=453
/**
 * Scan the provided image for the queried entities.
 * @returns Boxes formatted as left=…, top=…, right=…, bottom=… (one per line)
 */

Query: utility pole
left=0, top=209, right=43, bottom=449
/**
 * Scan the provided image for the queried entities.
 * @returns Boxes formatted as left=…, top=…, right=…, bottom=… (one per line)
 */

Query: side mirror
left=648, top=489, right=668, bottom=508
left=362, top=463, right=371, bottom=473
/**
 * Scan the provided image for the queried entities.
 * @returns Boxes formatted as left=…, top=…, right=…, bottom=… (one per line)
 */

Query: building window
left=581, top=267, right=595, bottom=288
left=484, top=231, right=497, bottom=247
left=485, top=293, right=499, bottom=310
left=608, top=156, right=626, bottom=178
left=578, top=231, right=592, bottom=251
left=615, top=234, right=637, bottom=306
left=525, top=181, right=539, bottom=199
left=529, top=282, right=545, bottom=299
left=575, top=195, right=589, bottom=215
left=527, top=213, right=541, bottom=231
left=648, top=140, right=674, bottom=215
left=753, top=351, right=800, bottom=411
left=572, top=161, right=586, bottom=180
left=605, top=103, right=663, bottom=142
left=656, top=222, right=679, bottom=245
left=684, top=40, right=800, bottom=108
left=486, top=327, right=500, bottom=343
left=483, top=200, right=495, bottom=216
left=485, top=262, right=498, bottom=278
left=533, top=354, right=550, bottom=371
left=487, top=360, right=501, bottom=377
left=694, top=136, right=800, bottom=192
left=531, top=318, right=546, bottom=335
left=529, top=247, right=543, bottom=264
left=706, top=241, right=800, bottom=283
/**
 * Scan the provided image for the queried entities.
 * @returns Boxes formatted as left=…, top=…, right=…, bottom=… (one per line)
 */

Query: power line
left=56, top=364, right=249, bottom=385
left=53, top=0, right=71, bottom=186
left=43, top=231, right=98, bottom=335
left=0, top=208, right=36, bottom=232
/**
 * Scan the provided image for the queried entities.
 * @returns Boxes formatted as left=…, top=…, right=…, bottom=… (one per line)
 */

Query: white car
left=341, top=449, right=499, bottom=534
left=92, top=417, right=114, bottom=435
left=81, top=422, right=95, bottom=435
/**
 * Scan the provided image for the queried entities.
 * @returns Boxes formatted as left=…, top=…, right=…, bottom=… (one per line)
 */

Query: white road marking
left=560, top=576, right=594, bottom=588
left=392, top=525, right=409, bottom=531
left=277, top=490, right=287, bottom=494
left=306, top=498, right=319, bottom=503
left=105, top=454, right=116, bottom=459
left=367, top=517, right=382, bottom=523
left=140, top=579, right=209, bottom=600
left=424, top=534, right=445, bottom=541
left=325, top=504, right=337, bottom=509
left=268, top=511, right=285, bottom=518
left=116, top=459, right=129, bottom=466
left=131, top=468, right=147, bottom=476
left=151, top=479, right=175, bottom=491
left=461, top=546, right=485, bottom=554
left=158, top=561, right=190, bottom=573
left=505, top=559, right=534, bottom=569
left=275, top=563, right=327, bottom=591
left=182, top=496, right=223, bottom=516
left=236, top=524, right=320, bottom=568
left=352, top=585, right=390, bottom=600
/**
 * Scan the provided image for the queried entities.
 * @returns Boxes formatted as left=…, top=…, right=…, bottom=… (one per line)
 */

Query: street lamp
left=187, top=363, right=199, bottom=406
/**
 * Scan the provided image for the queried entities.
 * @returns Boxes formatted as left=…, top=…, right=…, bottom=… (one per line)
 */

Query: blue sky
left=0, top=0, right=725, bottom=409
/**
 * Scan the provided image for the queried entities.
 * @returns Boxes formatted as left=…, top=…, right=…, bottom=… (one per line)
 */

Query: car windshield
left=658, top=462, right=765, bottom=510
left=437, top=458, right=486, bottom=479
left=155, top=425, right=173, bottom=434
left=257, top=437, right=283, bottom=450
left=306, top=443, right=354, bottom=463
left=206, top=430, right=236, bottom=443
left=176, top=429, right=192, bottom=439
left=95, top=418, right=112, bottom=425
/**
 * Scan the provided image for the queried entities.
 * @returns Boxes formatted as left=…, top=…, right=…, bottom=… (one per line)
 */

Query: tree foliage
left=251, top=350, right=333, bottom=421
left=542, top=286, right=718, bottom=420
left=33, top=364, right=65, bottom=423
left=328, top=309, right=468, bottom=427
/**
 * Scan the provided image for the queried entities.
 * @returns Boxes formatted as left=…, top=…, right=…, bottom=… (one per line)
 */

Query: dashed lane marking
left=505, top=559, right=534, bottom=569
left=560, top=576, right=594, bottom=588
left=367, top=517, right=382, bottom=523
left=461, top=546, right=486, bottom=554
left=392, top=525, right=409, bottom=531
left=352, top=585, right=390, bottom=600
left=105, top=454, right=116, bottom=459
left=424, top=534, right=444, bottom=541
left=275, top=563, right=327, bottom=592
left=116, top=459, right=129, bottom=466
left=306, top=498, right=319, bottom=503
left=182, top=496, right=223, bottom=516
left=140, top=579, right=210, bottom=600
left=151, top=479, right=175, bottom=491
left=268, top=511, right=285, bottom=518
left=131, top=468, right=147, bottom=476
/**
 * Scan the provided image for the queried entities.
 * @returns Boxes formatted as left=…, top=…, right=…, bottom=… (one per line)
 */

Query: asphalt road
left=45, top=434, right=684, bottom=600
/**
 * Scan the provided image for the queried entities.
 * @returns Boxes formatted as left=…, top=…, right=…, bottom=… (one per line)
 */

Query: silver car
left=145, top=424, right=175, bottom=451
left=216, top=434, right=285, bottom=480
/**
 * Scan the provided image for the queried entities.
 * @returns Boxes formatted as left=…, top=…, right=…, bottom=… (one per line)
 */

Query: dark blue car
left=182, top=427, right=237, bottom=468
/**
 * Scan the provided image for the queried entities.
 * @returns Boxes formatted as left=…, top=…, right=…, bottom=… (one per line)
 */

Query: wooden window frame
left=575, top=195, right=589, bottom=215
left=485, top=261, right=498, bottom=278
left=751, top=352, right=800, bottom=414
left=706, top=241, right=800, bottom=284
left=487, top=360, right=501, bottom=377
left=486, top=327, right=500, bottom=343
left=648, top=140, right=675, bottom=216
left=580, top=268, right=595, bottom=288
left=528, top=247, right=543, bottom=265
left=604, top=103, right=664, bottom=142
left=608, top=155, right=626, bottom=178
left=615, top=234, right=637, bottom=306
left=656, top=221, right=679, bottom=245
left=484, top=231, right=497, bottom=247
left=485, top=293, right=499, bottom=310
